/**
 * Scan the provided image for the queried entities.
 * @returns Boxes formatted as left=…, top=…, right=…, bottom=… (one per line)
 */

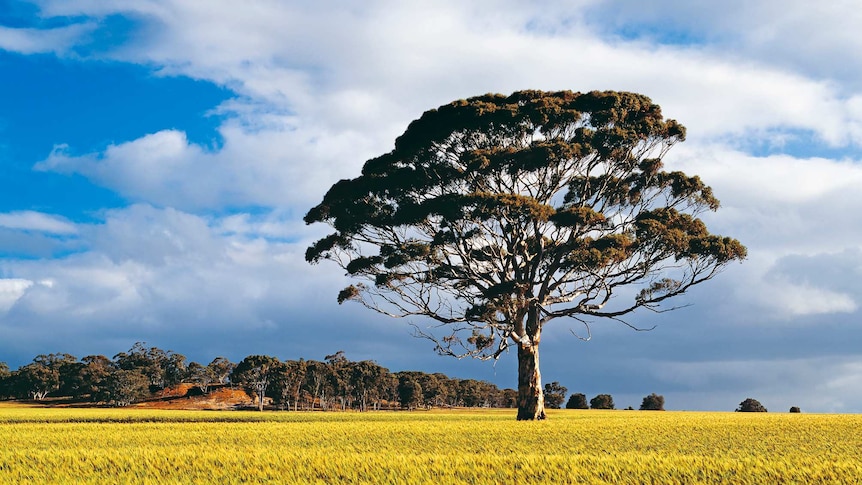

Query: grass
left=0, top=406, right=860, bottom=484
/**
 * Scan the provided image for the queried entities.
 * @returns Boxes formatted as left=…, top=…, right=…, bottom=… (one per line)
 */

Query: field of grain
left=0, top=404, right=859, bottom=484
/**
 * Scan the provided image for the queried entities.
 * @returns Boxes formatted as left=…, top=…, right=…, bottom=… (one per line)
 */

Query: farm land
left=1, top=403, right=860, bottom=484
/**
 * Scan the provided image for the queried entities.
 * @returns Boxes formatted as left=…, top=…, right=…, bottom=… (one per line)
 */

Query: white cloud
left=4, top=0, right=862, bottom=411
left=0, top=279, right=33, bottom=313
left=0, top=211, right=78, bottom=235
left=582, top=0, right=862, bottom=90
left=0, top=23, right=94, bottom=55
left=36, top=122, right=381, bottom=211
left=764, top=281, right=857, bottom=317
left=27, top=1, right=862, bottom=217
left=5, top=204, right=340, bottom=328
left=28, top=0, right=862, bottom=148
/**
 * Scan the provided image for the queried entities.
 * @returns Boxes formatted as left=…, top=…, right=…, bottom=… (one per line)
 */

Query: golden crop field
left=0, top=404, right=860, bottom=484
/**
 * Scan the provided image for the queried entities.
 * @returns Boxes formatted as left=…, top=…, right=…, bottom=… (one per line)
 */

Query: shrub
left=736, top=398, right=767, bottom=412
left=565, top=393, right=588, bottom=409
left=789, top=406, right=801, bottom=413
left=590, top=394, right=615, bottom=410
left=639, top=393, right=665, bottom=411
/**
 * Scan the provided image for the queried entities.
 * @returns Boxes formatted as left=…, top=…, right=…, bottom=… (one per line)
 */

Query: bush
left=639, top=393, right=665, bottom=411
left=736, top=398, right=767, bottom=412
left=590, top=394, right=615, bottom=410
left=543, top=381, right=568, bottom=409
left=565, top=393, right=588, bottom=409
left=789, top=406, right=801, bottom=413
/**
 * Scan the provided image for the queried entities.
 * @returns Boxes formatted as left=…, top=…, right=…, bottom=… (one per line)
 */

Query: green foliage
left=0, top=362, right=9, bottom=399
left=207, top=357, right=235, bottom=385
left=231, top=355, right=280, bottom=411
left=104, top=369, right=150, bottom=406
left=590, top=394, right=615, bottom=410
left=397, top=376, right=423, bottom=410
left=543, top=381, right=568, bottom=409
left=114, top=342, right=186, bottom=390
left=565, top=393, right=589, bottom=409
left=78, top=355, right=114, bottom=402
left=736, top=398, right=768, bottom=413
left=640, top=393, right=665, bottom=411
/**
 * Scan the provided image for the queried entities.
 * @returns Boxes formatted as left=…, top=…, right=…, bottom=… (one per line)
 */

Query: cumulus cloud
left=582, top=0, right=862, bottom=90
left=0, top=211, right=77, bottom=235
left=0, top=204, right=391, bottom=362
left=0, top=23, right=94, bottom=55
left=36, top=122, right=382, bottom=211
left=24, top=0, right=862, bottom=222
left=0, top=279, right=33, bottom=313
left=3, top=0, right=862, bottom=411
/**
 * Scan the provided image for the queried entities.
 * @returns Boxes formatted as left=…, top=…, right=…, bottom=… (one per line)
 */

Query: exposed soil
left=135, top=385, right=254, bottom=410
left=6, top=384, right=255, bottom=410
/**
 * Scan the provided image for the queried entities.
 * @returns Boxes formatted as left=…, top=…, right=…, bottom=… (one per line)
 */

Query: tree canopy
left=305, top=90, right=746, bottom=419
left=640, top=393, right=665, bottom=411
left=737, top=398, right=768, bottom=412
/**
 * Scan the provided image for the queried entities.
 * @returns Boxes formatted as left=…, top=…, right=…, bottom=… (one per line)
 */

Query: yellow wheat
left=0, top=406, right=859, bottom=484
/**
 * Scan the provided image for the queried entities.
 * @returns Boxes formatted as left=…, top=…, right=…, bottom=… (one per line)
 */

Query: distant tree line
left=545, top=383, right=664, bottom=411
left=0, top=344, right=520, bottom=410
left=0, top=346, right=790, bottom=413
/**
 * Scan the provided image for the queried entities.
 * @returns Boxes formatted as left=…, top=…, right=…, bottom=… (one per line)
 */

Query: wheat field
left=0, top=405, right=859, bottom=484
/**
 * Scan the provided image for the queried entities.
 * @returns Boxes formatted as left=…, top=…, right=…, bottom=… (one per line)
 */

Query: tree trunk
left=516, top=341, right=545, bottom=420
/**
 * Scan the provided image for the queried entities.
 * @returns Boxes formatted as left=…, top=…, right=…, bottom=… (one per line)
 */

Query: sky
left=1, top=0, right=861, bottom=413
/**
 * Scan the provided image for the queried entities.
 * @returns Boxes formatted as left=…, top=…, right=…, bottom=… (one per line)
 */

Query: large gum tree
left=305, top=90, right=746, bottom=420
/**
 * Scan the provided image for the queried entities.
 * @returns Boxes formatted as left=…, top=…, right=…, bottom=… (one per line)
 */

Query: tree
left=736, top=398, right=767, bottom=413
left=104, top=369, right=150, bottom=406
left=163, top=352, right=188, bottom=389
left=303, top=360, right=332, bottom=410
left=0, top=362, right=9, bottom=399
left=271, top=359, right=307, bottom=411
left=590, top=394, right=615, bottom=410
left=114, top=343, right=169, bottom=389
left=325, top=351, right=352, bottom=410
left=232, top=355, right=280, bottom=411
left=186, top=362, right=214, bottom=394
left=640, top=393, right=665, bottom=411
left=789, top=406, right=801, bottom=413
left=501, top=388, right=519, bottom=408
left=305, top=90, right=746, bottom=420
left=543, top=381, right=568, bottom=409
left=397, top=374, right=423, bottom=410
left=78, top=355, right=114, bottom=402
left=207, top=357, right=235, bottom=385
left=565, top=393, right=589, bottom=409
left=350, top=360, right=387, bottom=411
left=15, top=353, right=78, bottom=400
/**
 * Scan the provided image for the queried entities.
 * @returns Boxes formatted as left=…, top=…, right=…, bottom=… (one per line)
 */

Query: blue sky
left=2, top=0, right=862, bottom=412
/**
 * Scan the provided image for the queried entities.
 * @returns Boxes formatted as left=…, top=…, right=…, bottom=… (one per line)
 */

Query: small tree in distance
left=590, top=394, right=615, bottom=410
left=736, top=398, right=767, bottom=412
left=232, top=355, right=279, bottom=412
left=543, top=381, right=568, bottom=409
left=566, top=393, right=589, bottom=409
left=789, top=406, right=801, bottom=413
left=639, top=393, right=665, bottom=410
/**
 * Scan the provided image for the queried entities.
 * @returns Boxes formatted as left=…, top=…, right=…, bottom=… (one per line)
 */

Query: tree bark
left=516, top=341, right=545, bottom=420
